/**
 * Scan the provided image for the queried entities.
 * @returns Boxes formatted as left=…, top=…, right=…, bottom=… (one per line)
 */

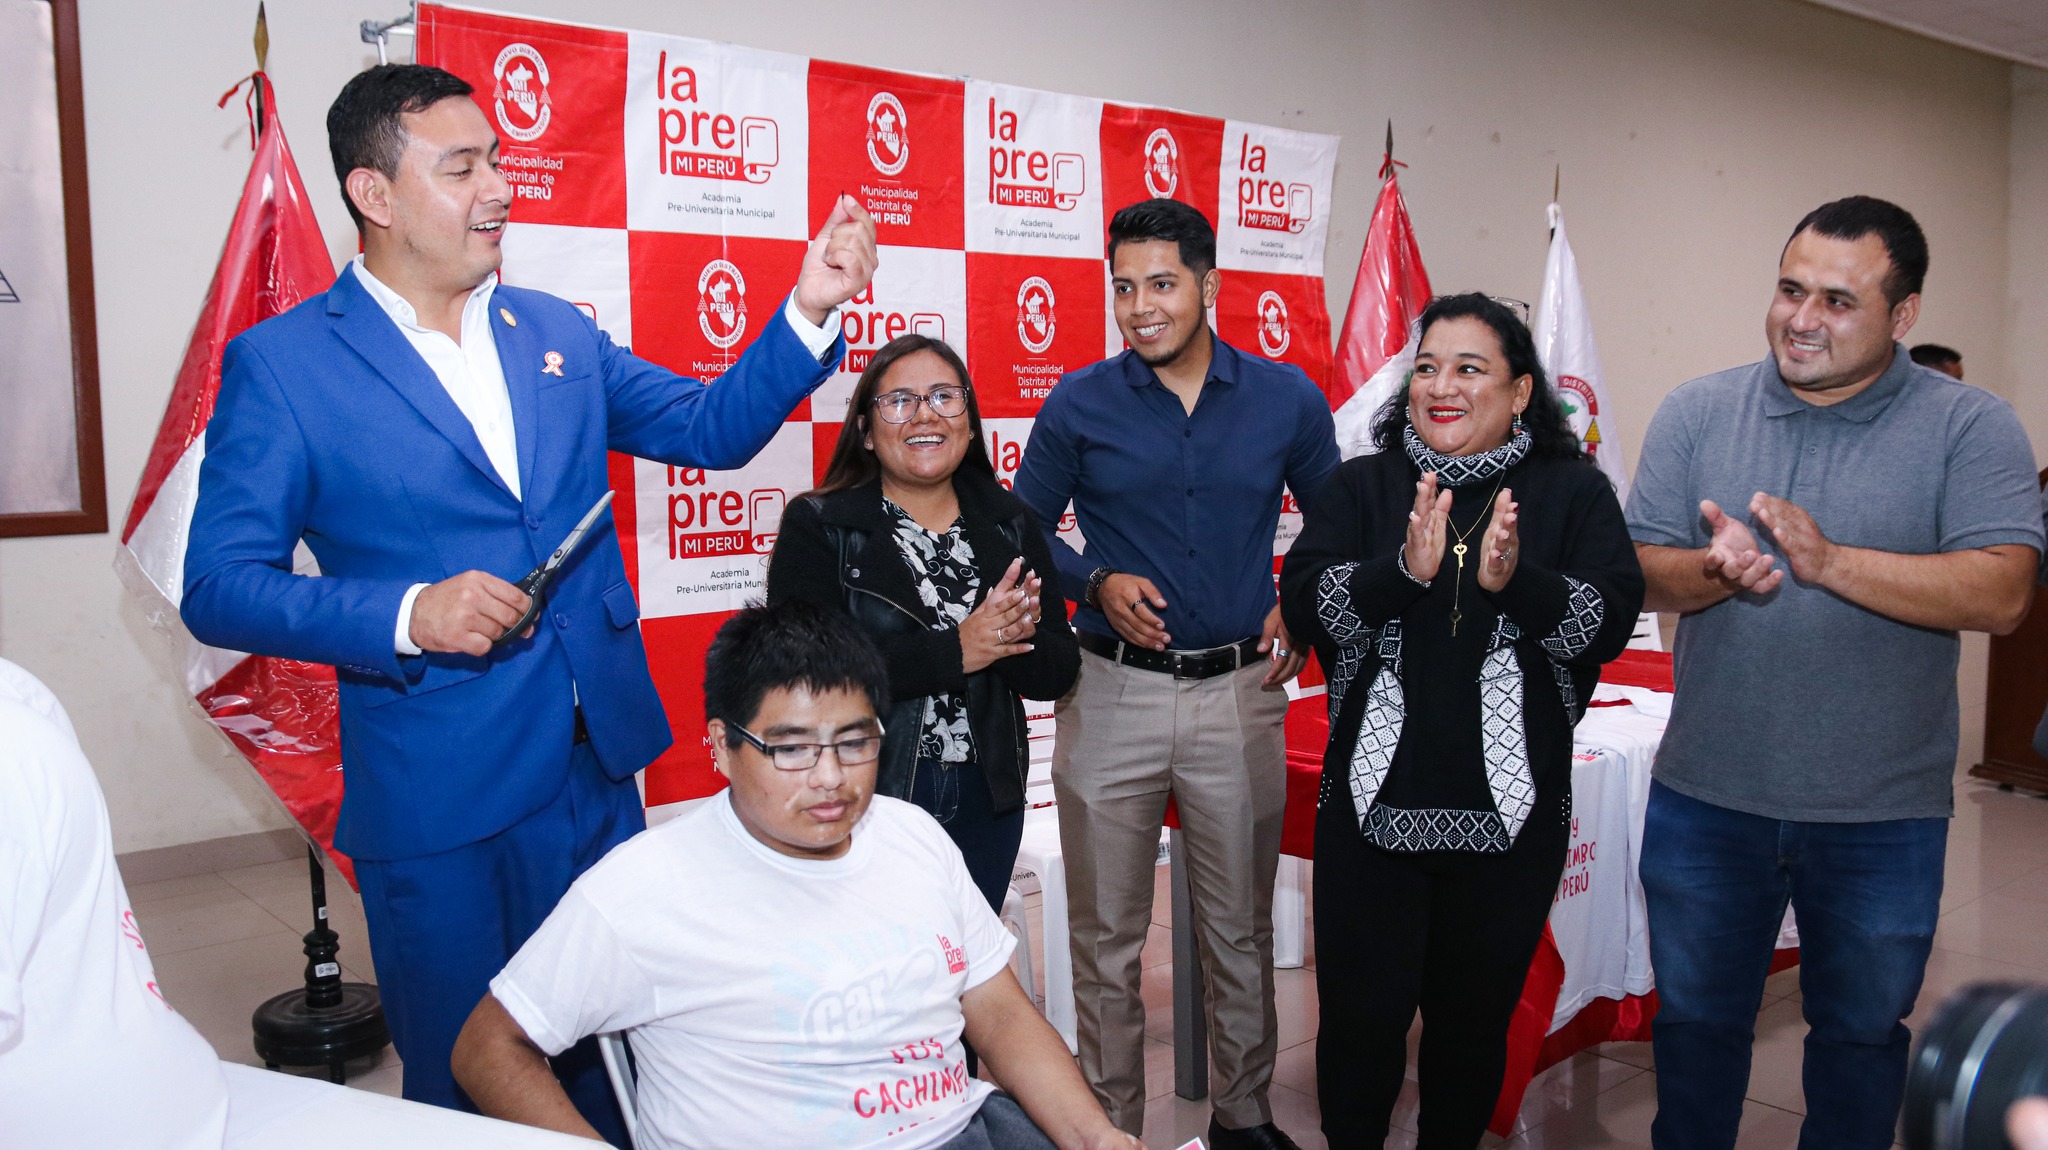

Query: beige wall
left=2010, top=66, right=2048, bottom=458
left=0, top=0, right=2030, bottom=852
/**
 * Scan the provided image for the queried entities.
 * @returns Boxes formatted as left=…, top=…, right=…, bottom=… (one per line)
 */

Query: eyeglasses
left=726, top=719, right=886, bottom=772
left=872, top=386, right=969, bottom=424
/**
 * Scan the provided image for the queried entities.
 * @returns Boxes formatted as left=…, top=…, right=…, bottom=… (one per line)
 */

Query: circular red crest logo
left=492, top=43, right=551, bottom=143
left=866, top=92, right=909, bottom=176
left=1256, top=290, right=1291, bottom=357
left=1143, top=128, right=1180, bottom=199
left=1016, top=277, right=1057, bottom=354
left=697, top=260, right=749, bottom=350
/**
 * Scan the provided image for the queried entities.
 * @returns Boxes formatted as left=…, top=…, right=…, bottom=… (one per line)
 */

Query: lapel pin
left=542, top=351, right=565, bottom=377
left=500, top=307, right=517, bottom=327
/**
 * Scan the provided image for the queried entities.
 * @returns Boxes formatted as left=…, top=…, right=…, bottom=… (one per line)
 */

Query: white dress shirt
left=348, top=258, right=839, bottom=654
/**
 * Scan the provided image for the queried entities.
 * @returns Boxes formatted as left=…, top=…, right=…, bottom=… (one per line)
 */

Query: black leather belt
left=1076, top=631, right=1264, bottom=680
left=572, top=707, right=590, bottom=745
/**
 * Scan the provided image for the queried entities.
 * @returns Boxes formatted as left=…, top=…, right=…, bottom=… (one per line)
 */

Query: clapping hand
left=1476, top=487, right=1519, bottom=592
left=961, top=558, right=1036, bottom=673
left=1700, top=499, right=1783, bottom=595
left=793, top=194, right=879, bottom=326
left=1403, top=471, right=1453, bottom=582
left=1749, top=492, right=1834, bottom=584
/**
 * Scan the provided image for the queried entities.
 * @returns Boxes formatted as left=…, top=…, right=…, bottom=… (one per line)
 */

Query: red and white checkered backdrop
left=416, top=3, right=1342, bottom=805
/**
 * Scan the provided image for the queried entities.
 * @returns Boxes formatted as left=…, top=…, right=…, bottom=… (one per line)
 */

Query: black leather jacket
left=764, top=470, right=1080, bottom=815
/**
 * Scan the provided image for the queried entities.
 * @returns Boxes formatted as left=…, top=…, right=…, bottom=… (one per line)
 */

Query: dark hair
left=1784, top=195, right=1928, bottom=308
left=326, top=64, right=476, bottom=231
left=1910, top=343, right=1962, bottom=369
left=809, top=334, right=995, bottom=498
left=1369, top=293, right=1585, bottom=463
left=1106, top=198, right=1216, bottom=278
left=702, top=600, right=889, bottom=749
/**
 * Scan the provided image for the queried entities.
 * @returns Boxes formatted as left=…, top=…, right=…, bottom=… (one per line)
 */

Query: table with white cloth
left=221, top=1062, right=597, bottom=1148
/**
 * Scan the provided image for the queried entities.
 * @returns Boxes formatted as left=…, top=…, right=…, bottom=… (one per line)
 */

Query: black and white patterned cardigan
left=1278, top=444, right=1645, bottom=853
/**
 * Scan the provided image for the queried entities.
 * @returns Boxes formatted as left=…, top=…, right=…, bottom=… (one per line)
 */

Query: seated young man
left=452, top=601, right=1139, bottom=1150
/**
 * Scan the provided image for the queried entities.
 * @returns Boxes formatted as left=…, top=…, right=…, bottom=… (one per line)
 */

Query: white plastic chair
left=1009, top=806, right=1075, bottom=1052
left=1625, top=611, right=1664, bottom=651
left=597, top=1030, right=639, bottom=1149
left=999, top=882, right=1037, bottom=1011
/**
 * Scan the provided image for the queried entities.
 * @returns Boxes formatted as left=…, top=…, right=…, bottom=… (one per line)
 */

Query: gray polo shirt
left=1626, top=346, right=2043, bottom=822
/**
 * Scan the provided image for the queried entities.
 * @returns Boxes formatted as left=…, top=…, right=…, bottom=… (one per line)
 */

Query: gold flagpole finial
left=254, top=2, right=270, bottom=72
left=1553, top=165, right=1561, bottom=204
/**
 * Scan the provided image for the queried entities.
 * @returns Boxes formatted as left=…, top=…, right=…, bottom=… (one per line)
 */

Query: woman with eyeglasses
left=1278, top=294, right=1644, bottom=1148
left=768, top=333, right=1080, bottom=911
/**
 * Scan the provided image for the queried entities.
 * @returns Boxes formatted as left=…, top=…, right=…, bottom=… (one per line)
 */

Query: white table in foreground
left=223, top=1062, right=597, bottom=1149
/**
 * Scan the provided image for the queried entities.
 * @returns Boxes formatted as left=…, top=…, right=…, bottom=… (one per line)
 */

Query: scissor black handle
left=493, top=564, right=554, bottom=647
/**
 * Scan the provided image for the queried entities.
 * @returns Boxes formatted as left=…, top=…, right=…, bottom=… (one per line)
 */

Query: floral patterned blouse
left=883, top=498, right=979, bottom=763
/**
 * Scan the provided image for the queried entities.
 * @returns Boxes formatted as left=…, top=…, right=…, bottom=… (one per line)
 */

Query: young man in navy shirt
left=1014, top=199, right=1338, bottom=1150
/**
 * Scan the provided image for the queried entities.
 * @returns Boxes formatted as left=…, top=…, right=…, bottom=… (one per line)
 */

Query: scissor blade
left=542, top=490, right=616, bottom=572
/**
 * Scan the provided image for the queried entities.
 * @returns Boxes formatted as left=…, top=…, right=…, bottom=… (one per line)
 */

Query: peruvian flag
left=1329, top=147, right=1431, bottom=458
left=113, top=74, right=353, bottom=883
left=1531, top=202, right=1628, bottom=498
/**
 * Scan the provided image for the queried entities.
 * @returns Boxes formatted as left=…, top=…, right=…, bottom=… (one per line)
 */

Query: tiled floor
left=132, top=768, right=2048, bottom=1148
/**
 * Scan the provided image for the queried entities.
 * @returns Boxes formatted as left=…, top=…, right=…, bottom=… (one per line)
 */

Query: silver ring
left=998, top=627, right=1008, bottom=643
left=1275, top=646, right=1290, bottom=659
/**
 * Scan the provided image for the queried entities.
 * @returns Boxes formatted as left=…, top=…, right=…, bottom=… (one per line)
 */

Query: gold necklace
left=1445, top=471, right=1507, bottom=637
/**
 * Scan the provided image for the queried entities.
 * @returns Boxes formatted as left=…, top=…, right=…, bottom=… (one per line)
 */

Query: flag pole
left=251, top=3, right=268, bottom=135
left=1550, top=165, right=1560, bottom=240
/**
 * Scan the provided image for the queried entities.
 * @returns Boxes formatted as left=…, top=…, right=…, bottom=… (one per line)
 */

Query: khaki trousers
left=1051, top=648, right=1289, bottom=1135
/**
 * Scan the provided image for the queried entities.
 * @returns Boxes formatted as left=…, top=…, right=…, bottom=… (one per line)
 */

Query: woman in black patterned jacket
left=768, top=334, right=1079, bottom=911
left=1279, top=294, right=1643, bottom=1149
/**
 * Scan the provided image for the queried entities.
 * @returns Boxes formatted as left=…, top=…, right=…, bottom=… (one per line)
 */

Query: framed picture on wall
left=0, top=0, right=105, bottom=537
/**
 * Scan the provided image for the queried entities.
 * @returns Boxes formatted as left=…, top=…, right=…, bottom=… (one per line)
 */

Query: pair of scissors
left=494, top=491, right=616, bottom=646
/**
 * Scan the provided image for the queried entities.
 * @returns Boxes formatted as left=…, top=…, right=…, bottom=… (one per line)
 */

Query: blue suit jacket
left=182, top=268, right=840, bottom=860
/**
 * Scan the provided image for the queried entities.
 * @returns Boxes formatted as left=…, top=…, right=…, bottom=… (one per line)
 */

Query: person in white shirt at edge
left=451, top=601, right=1141, bottom=1150
left=0, top=657, right=231, bottom=1149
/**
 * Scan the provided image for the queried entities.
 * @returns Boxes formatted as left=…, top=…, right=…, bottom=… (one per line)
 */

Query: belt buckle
left=1172, top=651, right=1200, bottom=680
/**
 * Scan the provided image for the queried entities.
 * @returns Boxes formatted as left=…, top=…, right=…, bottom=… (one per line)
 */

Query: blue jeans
left=935, top=1093, right=1057, bottom=1149
left=908, top=757, right=1025, bottom=913
left=1639, top=781, right=1945, bottom=1150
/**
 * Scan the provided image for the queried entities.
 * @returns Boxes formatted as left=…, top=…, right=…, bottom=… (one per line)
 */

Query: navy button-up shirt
left=1013, top=336, right=1339, bottom=649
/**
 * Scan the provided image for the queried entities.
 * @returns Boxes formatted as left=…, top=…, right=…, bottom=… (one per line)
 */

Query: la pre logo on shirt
left=937, top=933, right=966, bottom=975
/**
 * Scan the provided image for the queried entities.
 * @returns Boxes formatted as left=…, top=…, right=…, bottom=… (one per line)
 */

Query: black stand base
left=250, top=845, right=391, bottom=1084
left=253, top=982, right=390, bottom=1083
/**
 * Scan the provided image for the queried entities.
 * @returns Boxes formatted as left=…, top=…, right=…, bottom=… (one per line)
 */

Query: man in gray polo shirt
left=1627, top=195, right=2041, bottom=1150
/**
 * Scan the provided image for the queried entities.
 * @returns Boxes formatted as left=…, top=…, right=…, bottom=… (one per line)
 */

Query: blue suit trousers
left=354, top=743, right=644, bottom=1146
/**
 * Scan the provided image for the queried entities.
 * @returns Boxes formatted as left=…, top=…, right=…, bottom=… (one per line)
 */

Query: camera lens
left=1904, top=983, right=2048, bottom=1150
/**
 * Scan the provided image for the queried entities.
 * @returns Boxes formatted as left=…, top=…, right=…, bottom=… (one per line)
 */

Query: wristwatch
left=1085, top=567, right=1118, bottom=610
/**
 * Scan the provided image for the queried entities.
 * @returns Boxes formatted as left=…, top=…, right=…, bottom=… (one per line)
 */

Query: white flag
left=1331, top=321, right=1418, bottom=458
left=1531, top=203, right=1627, bottom=498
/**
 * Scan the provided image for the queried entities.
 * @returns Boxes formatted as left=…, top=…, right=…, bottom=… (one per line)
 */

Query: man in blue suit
left=181, top=65, right=876, bottom=1142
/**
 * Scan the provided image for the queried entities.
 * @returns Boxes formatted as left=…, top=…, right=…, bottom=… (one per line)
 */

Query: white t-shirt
left=492, top=793, right=1014, bottom=1150
left=0, top=658, right=230, bottom=1148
